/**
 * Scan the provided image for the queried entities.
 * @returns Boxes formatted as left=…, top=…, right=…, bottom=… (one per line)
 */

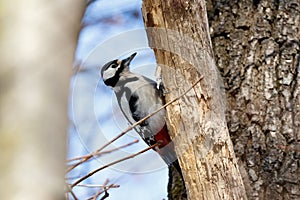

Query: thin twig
left=67, top=77, right=203, bottom=173
left=67, top=140, right=139, bottom=163
left=67, top=139, right=138, bottom=172
left=91, top=179, right=109, bottom=200
left=66, top=139, right=139, bottom=172
left=71, top=143, right=160, bottom=188
left=66, top=185, right=79, bottom=200
left=73, top=184, right=120, bottom=188
left=86, top=184, right=114, bottom=200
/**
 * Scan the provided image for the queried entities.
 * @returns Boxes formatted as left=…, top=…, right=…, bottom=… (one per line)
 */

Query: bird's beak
left=122, top=52, right=137, bottom=66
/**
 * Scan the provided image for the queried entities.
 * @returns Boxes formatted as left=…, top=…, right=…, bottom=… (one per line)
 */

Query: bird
left=100, top=52, right=186, bottom=198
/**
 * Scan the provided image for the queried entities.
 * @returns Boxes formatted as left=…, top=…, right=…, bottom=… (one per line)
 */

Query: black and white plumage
left=101, top=52, right=179, bottom=166
left=100, top=53, right=186, bottom=198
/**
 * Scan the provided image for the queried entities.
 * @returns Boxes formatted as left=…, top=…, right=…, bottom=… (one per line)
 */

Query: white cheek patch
left=103, top=66, right=119, bottom=80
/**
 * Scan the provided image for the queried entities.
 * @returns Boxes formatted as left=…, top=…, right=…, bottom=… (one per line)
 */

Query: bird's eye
left=111, top=64, right=118, bottom=68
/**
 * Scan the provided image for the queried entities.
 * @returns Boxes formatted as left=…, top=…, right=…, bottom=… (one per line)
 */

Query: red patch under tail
left=154, top=124, right=172, bottom=149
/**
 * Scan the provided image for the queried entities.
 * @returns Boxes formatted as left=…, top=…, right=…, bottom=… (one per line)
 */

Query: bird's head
left=101, top=52, right=137, bottom=87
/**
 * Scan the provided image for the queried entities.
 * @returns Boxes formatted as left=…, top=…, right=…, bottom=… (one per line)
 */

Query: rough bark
left=0, top=1, right=83, bottom=199
left=207, top=0, right=300, bottom=199
left=168, top=163, right=187, bottom=199
left=142, top=0, right=247, bottom=199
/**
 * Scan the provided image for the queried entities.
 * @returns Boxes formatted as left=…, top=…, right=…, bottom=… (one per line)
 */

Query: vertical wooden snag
left=142, top=0, right=247, bottom=199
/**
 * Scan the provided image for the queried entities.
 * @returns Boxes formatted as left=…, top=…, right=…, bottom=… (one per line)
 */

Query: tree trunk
left=142, top=0, right=247, bottom=199
left=207, top=0, right=300, bottom=199
left=0, top=1, right=84, bottom=199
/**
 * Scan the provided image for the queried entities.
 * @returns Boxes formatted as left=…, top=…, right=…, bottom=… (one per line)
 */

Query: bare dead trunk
left=0, top=1, right=84, bottom=199
left=207, top=0, right=300, bottom=199
left=142, top=0, right=247, bottom=199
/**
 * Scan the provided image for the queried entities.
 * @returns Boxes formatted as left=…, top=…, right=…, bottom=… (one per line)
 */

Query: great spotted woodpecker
left=100, top=52, right=183, bottom=176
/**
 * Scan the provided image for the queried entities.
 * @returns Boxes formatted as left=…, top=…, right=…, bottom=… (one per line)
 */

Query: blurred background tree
left=0, top=1, right=84, bottom=199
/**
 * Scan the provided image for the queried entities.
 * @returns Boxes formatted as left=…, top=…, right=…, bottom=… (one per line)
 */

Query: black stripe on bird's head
left=101, top=52, right=137, bottom=87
